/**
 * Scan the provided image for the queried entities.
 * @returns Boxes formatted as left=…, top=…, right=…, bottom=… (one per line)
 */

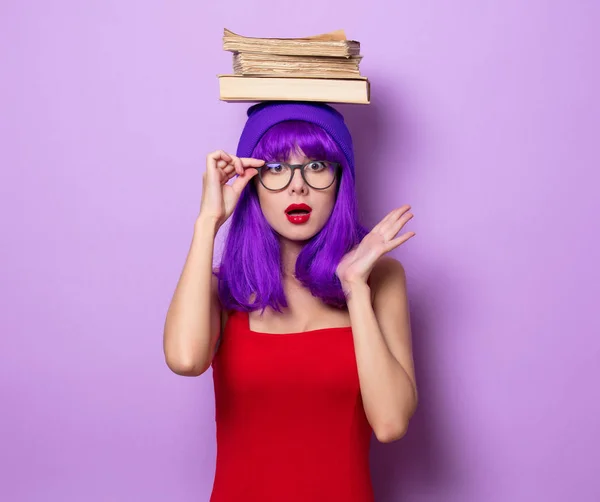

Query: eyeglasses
left=256, top=160, right=341, bottom=191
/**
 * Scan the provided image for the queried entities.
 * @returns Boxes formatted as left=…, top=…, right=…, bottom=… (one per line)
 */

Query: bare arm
left=345, top=257, right=417, bottom=443
left=163, top=215, right=222, bottom=377
left=162, top=150, right=264, bottom=377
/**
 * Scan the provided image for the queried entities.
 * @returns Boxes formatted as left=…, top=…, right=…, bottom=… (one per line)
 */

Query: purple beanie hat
left=236, top=101, right=355, bottom=179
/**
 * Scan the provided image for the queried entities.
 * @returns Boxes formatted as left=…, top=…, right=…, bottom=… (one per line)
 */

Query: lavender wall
left=2, top=1, right=599, bottom=501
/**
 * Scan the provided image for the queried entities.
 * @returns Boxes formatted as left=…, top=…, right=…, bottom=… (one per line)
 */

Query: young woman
left=163, top=101, right=418, bottom=501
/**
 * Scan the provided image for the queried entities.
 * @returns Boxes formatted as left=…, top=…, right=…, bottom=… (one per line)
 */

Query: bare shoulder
left=369, top=256, right=407, bottom=300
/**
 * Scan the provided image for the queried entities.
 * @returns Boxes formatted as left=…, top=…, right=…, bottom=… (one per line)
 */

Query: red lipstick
left=285, top=203, right=312, bottom=225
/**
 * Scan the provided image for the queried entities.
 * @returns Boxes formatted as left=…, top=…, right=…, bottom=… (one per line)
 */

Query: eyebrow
left=268, top=158, right=314, bottom=163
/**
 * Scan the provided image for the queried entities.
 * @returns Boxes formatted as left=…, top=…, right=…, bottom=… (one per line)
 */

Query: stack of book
left=218, top=28, right=370, bottom=104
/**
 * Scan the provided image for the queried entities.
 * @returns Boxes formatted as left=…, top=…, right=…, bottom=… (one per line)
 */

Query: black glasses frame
left=255, top=160, right=341, bottom=191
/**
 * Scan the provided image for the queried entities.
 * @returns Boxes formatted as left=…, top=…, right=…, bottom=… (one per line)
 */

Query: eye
left=265, top=162, right=284, bottom=173
left=306, top=161, right=328, bottom=171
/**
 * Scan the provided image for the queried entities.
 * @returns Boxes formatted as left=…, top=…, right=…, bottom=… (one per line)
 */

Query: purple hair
left=214, top=120, right=369, bottom=313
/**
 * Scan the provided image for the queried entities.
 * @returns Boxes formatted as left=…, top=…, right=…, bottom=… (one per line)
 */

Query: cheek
left=256, top=190, right=280, bottom=219
left=323, top=190, right=338, bottom=213
left=254, top=181, right=267, bottom=205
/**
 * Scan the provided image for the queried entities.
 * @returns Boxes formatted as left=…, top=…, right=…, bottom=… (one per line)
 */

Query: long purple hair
left=214, top=120, right=369, bottom=313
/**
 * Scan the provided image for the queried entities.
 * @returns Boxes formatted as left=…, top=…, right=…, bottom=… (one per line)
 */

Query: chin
left=275, top=221, right=322, bottom=241
left=276, top=228, right=316, bottom=241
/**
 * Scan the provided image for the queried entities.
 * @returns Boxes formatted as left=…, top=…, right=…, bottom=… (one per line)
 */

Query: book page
left=224, top=28, right=347, bottom=42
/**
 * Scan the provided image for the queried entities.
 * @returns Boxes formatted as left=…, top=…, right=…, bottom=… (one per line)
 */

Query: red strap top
left=210, top=309, right=374, bottom=501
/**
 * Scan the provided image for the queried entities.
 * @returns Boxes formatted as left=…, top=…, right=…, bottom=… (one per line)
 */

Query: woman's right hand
left=199, top=150, right=265, bottom=228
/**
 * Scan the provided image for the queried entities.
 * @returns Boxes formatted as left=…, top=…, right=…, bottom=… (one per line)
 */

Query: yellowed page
left=224, top=28, right=347, bottom=41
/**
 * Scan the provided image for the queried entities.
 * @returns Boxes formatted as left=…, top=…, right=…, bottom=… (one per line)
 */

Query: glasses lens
left=303, top=161, right=336, bottom=189
left=261, top=161, right=337, bottom=190
left=261, top=162, right=291, bottom=190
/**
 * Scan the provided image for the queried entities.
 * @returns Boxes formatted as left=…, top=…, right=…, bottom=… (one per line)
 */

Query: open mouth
left=285, top=204, right=312, bottom=224
left=285, top=203, right=313, bottom=215
left=286, top=210, right=311, bottom=215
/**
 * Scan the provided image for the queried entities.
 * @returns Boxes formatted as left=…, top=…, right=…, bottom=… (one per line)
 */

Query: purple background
left=2, top=1, right=599, bottom=501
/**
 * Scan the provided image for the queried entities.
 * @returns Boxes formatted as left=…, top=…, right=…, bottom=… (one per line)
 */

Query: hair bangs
left=251, top=120, right=345, bottom=165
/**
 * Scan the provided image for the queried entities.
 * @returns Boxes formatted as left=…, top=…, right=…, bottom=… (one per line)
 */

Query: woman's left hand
left=336, top=205, right=415, bottom=288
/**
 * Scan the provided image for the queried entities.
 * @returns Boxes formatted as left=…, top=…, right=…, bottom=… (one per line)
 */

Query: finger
left=221, top=166, right=237, bottom=184
left=386, top=231, right=416, bottom=251
left=216, top=159, right=229, bottom=170
left=219, top=160, right=235, bottom=173
left=230, top=168, right=259, bottom=193
left=208, top=150, right=232, bottom=161
left=392, top=205, right=411, bottom=220
left=239, top=157, right=266, bottom=167
left=382, top=205, right=410, bottom=227
left=385, top=212, right=414, bottom=240
left=232, top=156, right=265, bottom=176
left=228, top=154, right=244, bottom=175
left=212, top=160, right=237, bottom=185
left=373, top=205, right=411, bottom=233
left=221, top=163, right=241, bottom=184
left=207, top=151, right=233, bottom=180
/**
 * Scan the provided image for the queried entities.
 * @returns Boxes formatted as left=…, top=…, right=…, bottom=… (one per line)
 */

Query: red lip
left=285, top=203, right=312, bottom=214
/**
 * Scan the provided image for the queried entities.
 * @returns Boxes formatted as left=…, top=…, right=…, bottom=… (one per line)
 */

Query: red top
left=210, top=309, right=374, bottom=501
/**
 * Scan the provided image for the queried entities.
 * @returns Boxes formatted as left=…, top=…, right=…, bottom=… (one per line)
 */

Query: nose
left=288, top=167, right=308, bottom=194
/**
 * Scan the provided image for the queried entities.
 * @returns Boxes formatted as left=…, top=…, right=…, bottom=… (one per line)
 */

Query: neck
left=279, top=238, right=306, bottom=278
